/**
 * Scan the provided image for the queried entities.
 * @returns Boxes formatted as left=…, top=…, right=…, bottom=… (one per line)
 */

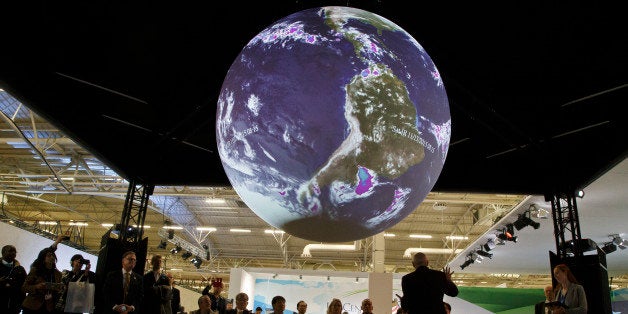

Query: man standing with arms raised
left=400, top=252, right=458, bottom=314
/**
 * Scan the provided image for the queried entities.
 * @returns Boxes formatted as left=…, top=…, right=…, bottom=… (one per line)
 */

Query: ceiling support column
left=372, top=232, right=385, bottom=273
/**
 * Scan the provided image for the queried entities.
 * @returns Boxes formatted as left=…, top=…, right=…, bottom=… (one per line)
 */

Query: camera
left=80, top=259, right=90, bottom=265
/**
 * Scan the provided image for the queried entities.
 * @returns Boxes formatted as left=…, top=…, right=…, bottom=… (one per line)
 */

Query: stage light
left=560, top=238, right=597, bottom=256
left=158, top=240, right=167, bottom=249
left=471, top=252, right=484, bottom=263
left=483, top=239, right=496, bottom=251
left=460, top=254, right=475, bottom=270
left=506, top=223, right=515, bottom=236
left=476, top=248, right=493, bottom=259
left=513, top=212, right=540, bottom=230
left=170, top=244, right=182, bottom=254
left=601, top=242, right=617, bottom=254
left=181, top=251, right=192, bottom=259
left=497, top=228, right=517, bottom=243
left=191, top=256, right=202, bottom=269
left=576, top=190, right=585, bottom=198
left=611, top=234, right=626, bottom=250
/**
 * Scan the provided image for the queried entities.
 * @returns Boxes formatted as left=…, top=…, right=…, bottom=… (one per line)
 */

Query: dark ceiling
left=1, top=1, right=626, bottom=195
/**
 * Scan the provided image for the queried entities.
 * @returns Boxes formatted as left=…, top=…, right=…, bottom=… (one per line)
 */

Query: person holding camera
left=21, top=235, right=65, bottom=314
left=56, top=254, right=97, bottom=313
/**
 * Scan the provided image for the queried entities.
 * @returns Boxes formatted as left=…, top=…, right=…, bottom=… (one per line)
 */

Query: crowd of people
left=1, top=237, right=587, bottom=314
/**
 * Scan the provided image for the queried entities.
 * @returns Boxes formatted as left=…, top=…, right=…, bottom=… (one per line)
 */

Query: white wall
left=176, top=284, right=202, bottom=313
left=0, top=221, right=98, bottom=271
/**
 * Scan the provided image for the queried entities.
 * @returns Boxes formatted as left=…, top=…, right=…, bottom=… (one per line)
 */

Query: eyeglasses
left=126, top=258, right=137, bottom=261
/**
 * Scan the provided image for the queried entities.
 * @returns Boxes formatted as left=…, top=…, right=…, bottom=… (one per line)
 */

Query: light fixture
left=170, top=244, right=182, bottom=254
left=264, top=229, right=285, bottom=234
left=158, top=240, right=167, bottom=249
left=205, top=198, right=226, bottom=204
left=181, top=252, right=193, bottom=259
left=191, top=256, right=202, bottom=269
left=433, top=202, right=447, bottom=211
left=475, top=247, right=493, bottom=259
left=576, top=190, right=585, bottom=198
left=355, top=277, right=359, bottom=283
left=196, top=227, right=217, bottom=232
left=162, top=225, right=184, bottom=230
left=446, top=235, right=469, bottom=240
left=384, top=233, right=396, bottom=237
left=560, top=238, right=597, bottom=256
left=69, top=222, right=88, bottom=226
left=101, top=223, right=114, bottom=227
left=230, top=228, right=251, bottom=233
left=471, top=252, right=484, bottom=263
left=513, top=212, right=540, bottom=230
left=611, top=234, right=626, bottom=250
left=601, top=242, right=617, bottom=254
left=272, top=274, right=278, bottom=279
left=483, top=239, right=496, bottom=251
left=327, top=275, right=330, bottom=281
left=299, top=275, right=302, bottom=280
left=409, top=234, right=432, bottom=239
left=460, top=254, right=475, bottom=270
left=497, top=227, right=517, bottom=243
left=529, top=204, right=549, bottom=219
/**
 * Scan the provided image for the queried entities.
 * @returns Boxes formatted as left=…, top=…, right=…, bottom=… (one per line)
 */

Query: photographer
left=57, top=254, right=97, bottom=313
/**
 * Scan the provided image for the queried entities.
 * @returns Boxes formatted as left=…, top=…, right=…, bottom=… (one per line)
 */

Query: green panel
left=495, top=305, right=536, bottom=314
left=457, top=286, right=544, bottom=312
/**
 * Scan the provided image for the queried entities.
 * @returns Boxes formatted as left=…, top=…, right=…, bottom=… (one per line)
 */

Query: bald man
left=400, top=252, right=458, bottom=314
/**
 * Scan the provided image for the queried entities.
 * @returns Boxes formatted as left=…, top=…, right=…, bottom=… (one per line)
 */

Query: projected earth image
left=216, top=6, right=450, bottom=242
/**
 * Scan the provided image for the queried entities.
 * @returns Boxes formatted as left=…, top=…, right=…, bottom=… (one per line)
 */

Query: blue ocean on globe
left=216, top=6, right=450, bottom=242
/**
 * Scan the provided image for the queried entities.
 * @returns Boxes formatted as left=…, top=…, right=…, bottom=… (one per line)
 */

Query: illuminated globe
left=216, top=6, right=450, bottom=242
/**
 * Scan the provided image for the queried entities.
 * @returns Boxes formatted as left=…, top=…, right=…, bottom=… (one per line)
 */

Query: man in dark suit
left=225, top=292, right=250, bottom=314
left=169, top=274, right=181, bottom=314
left=142, top=255, right=172, bottom=314
left=103, top=251, right=143, bottom=313
left=400, top=252, right=458, bottom=314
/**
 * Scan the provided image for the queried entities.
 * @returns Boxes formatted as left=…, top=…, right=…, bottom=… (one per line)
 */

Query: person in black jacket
left=102, top=251, right=143, bottom=314
left=168, top=273, right=181, bottom=314
left=0, top=244, right=27, bottom=314
left=142, top=255, right=172, bottom=314
left=400, top=252, right=458, bottom=314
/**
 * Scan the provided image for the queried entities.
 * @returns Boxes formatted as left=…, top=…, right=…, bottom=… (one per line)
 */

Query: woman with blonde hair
left=551, top=264, right=587, bottom=313
left=327, top=298, right=343, bottom=314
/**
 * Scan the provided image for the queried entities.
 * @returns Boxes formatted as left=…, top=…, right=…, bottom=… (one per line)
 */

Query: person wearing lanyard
left=21, top=235, right=64, bottom=314
left=1, top=244, right=27, bottom=314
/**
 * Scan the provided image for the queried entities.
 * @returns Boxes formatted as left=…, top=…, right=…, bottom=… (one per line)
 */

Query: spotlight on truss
left=157, top=240, right=167, bottom=249
left=460, top=254, right=475, bottom=270
left=476, top=248, right=493, bottom=259
left=513, top=211, right=540, bottom=230
left=170, top=244, right=182, bottom=254
left=483, top=239, right=496, bottom=252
